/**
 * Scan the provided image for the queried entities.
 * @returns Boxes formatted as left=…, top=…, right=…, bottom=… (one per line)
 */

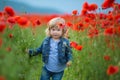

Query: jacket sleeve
left=65, top=40, right=73, bottom=61
left=28, top=42, right=43, bottom=57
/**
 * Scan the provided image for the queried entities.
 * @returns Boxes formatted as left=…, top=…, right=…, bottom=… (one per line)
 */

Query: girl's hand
left=66, top=61, right=72, bottom=67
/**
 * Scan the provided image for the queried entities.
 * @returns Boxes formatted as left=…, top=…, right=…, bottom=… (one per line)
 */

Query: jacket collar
left=45, top=36, right=65, bottom=44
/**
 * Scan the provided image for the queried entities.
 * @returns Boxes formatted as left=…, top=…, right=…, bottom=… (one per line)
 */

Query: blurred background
left=1, top=0, right=120, bottom=14
left=0, top=0, right=120, bottom=80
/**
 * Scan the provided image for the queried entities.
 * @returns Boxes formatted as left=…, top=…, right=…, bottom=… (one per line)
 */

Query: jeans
left=40, top=66, right=64, bottom=80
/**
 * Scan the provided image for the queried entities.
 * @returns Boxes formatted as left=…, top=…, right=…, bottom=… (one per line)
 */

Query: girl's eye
left=52, top=29, right=55, bottom=31
left=57, top=29, right=60, bottom=31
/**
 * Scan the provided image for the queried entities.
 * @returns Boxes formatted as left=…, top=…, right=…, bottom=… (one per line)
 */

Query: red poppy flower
left=83, top=2, right=89, bottom=9
left=118, top=4, right=120, bottom=9
left=84, top=17, right=91, bottom=23
left=81, top=9, right=87, bottom=15
left=99, top=13, right=107, bottom=19
left=72, top=10, right=78, bottom=15
left=32, top=19, right=41, bottom=27
left=4, top=6, right=15, bottom=16
left=101, top=21, right=110, bottom=28
left=0, top=22, right=6, bottom=33
left=57, top=23, right=65, bottom=29
left=7, top=17, right=16, bottom=29
left=7, top=17, right=16, bottom=24
left=35, top=19, right=41, bottom=25
left=104, top=55, right=111, bottom=61
left=107, top=14, right=114, bottom=21
left=107, top=65, right=119, bottom=75
left=17, top=17, right=29, bottom=28
left=14, top=16, right=21, bottom=21
left=75, top=45, right=83, bottom=51
left=9, top=34, right=13, bottom=38
left=88, top=4, right=98, bottom=11
left=101, top=0, right=115, bottom=9
left=66, top=22, right=73, bottom=27
left=70, top=41, right=78, bottom=48
left=58, top=23, right=63, bottom=27
left=0, top=12, right=3, bottom=17
left=104, top=27, right=116, bottom=36
left=73, top=22, right=84, bottom=31
left=87, top=13, right=96, bottom=20
left=101, top=1, right=109, bottom=9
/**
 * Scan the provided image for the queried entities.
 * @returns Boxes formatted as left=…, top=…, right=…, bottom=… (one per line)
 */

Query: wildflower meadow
left=0, top=0, right=120, bottom=80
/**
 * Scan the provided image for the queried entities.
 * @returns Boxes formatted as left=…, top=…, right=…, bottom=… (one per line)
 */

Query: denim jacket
left=29, top=37, right=72, bottom=64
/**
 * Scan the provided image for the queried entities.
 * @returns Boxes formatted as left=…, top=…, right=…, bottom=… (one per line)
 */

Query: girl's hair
left=45, top=17, right=67, bottom=37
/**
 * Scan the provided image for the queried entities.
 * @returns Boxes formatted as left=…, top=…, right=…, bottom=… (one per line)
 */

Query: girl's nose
left=54, top=31, right=58, bottom=33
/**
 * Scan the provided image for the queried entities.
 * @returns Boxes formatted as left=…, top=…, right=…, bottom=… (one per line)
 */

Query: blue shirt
left=45, top=38, right=66, bottom=72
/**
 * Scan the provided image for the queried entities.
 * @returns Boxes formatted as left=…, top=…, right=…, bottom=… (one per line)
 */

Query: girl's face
left=50, top=27, right=63, bottom=39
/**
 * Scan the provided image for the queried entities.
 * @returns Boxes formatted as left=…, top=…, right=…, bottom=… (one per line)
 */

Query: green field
left=0, top=24, right=120, bottom=80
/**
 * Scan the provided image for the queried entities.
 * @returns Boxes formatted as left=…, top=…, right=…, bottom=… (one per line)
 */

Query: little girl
left=27, top=17, right=72, bottom=80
